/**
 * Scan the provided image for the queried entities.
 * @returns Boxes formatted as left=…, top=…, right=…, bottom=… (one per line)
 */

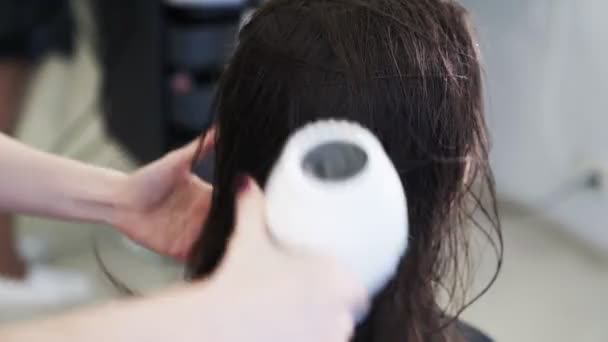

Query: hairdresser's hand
left=207, top=176, right=368, bottom=342
left=0, top=175, right=367, bottom=342
left=110, top=130, right=215, bottom=260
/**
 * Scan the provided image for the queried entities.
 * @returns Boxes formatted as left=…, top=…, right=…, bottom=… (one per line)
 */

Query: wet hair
left=187, top=0, right=502, bottom=341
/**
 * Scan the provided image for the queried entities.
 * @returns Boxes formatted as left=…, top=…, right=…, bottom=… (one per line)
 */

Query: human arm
left=0, top=131, right=214, bottom=258
left=0, top=132, right=125, bottom=223
left=0, top=177, right=367, bottom=342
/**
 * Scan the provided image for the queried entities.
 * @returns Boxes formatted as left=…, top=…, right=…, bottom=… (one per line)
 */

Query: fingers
left=193, top=127, right=216, bottom=161
left=188, top=173, right=213, bottom=193
left=232, top=176, right=268, bottom=245
left=322, top=261, right=370, bottom=320
left=176, top=127, right=216, bottom=167
left=345, top=280, right=370, bottom=320
left=333, top=313, right=356, bottom=342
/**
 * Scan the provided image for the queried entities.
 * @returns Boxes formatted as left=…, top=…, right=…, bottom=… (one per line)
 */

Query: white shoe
left=0, top=265, right=93, bottom=321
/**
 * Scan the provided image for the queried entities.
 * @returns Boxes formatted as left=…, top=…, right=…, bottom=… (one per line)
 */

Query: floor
left=3, top=13, right=608, bottom=342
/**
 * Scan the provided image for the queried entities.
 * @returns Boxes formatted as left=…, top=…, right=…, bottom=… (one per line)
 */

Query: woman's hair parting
left=185, top=0, right=502, bottom=341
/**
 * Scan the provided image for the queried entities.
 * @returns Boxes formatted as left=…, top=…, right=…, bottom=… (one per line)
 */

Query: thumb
left=188, top=127, right=216, bottom=164
left=170, top=127, right=217, bottom=174
left=232, top=175, right=269, bottom=246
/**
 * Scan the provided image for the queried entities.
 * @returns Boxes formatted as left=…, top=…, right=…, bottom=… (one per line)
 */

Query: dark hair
left=187, top=0, right=502, bottom=341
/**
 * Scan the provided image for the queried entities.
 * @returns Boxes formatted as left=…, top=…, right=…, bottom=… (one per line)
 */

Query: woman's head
left=188, top=0, right=501, bottom=341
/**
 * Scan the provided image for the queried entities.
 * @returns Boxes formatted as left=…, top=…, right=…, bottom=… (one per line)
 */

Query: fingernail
left=235, top=174, right=250, bottom=194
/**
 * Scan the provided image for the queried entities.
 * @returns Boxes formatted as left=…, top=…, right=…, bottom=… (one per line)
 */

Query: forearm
left=0, top=283, right=225, bottom=342
left=0, top=133, right=127, bottom=224
left=0, top=301, right=146, bottom=342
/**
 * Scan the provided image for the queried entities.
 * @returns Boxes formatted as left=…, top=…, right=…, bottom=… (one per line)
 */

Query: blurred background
left=0, top=1, right=607, bottom=341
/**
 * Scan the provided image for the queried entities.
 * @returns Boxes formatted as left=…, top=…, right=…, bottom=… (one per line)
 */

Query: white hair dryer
left=265, top=120, right=409, bottom=317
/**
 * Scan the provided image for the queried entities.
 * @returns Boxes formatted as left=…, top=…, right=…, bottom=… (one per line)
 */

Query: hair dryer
left=265, top=120, right=409, bottom=318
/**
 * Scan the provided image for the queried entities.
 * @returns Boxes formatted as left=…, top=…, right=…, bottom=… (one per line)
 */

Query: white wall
left=462, top=0, right=608, bottom=252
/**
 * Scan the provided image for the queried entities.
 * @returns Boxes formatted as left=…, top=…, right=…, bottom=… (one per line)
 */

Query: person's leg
left=0, top=59, right=31, bottom=279
left=0, top=3, right=94, bottom=319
